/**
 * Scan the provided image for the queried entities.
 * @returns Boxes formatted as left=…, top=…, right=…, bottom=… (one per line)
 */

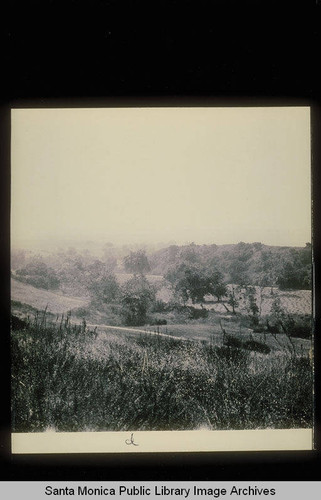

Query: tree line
left=149, top=241, right=312, bottom=291
left=11, top=242, right=311, bottom=327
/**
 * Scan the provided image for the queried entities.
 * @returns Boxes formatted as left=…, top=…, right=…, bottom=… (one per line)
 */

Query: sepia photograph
left=10, top=107, right=313, bottom=452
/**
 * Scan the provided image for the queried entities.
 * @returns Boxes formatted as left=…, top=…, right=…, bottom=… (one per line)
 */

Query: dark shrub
left=243, top=340, right=271, bottom=354
left=11, top=315, right=28, bottom=331
left=286, top=315, right=311, bottom=339
left=150, top=319, right=167, bottom=326
left=188, top=307, right=208, bottom=320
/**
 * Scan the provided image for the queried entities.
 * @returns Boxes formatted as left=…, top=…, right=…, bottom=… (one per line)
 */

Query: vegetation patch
left=11, top=314, right=312, bottom=432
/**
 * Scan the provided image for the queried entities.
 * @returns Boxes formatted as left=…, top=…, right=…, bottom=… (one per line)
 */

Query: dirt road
left=83, top=321, right=187, bottom=341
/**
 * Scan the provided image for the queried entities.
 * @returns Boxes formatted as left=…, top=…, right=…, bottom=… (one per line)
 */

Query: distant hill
left=11, top=241, right=312, bottom=292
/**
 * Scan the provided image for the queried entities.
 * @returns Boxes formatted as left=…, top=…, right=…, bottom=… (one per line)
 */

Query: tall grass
left=11, top=313, right=312, bottom=432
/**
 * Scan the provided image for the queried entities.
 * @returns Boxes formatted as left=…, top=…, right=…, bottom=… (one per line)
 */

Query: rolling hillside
left=11, top=278, right=89, bottom=314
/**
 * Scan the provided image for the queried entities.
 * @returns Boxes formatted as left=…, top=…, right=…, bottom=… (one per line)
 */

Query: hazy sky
left=11, top=107, right=311, bottom=248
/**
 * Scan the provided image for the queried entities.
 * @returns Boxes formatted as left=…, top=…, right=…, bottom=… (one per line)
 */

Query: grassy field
left=11, top=314, right=313, bottom=432
left=143, top=321, right=311, bottom=355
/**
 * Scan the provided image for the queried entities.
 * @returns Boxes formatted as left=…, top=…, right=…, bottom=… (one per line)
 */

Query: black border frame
left=1, top=0, right=321, bottom=482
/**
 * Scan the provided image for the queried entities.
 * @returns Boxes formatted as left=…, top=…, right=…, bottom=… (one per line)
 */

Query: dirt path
left=83, top=321, right=187, bottom=341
